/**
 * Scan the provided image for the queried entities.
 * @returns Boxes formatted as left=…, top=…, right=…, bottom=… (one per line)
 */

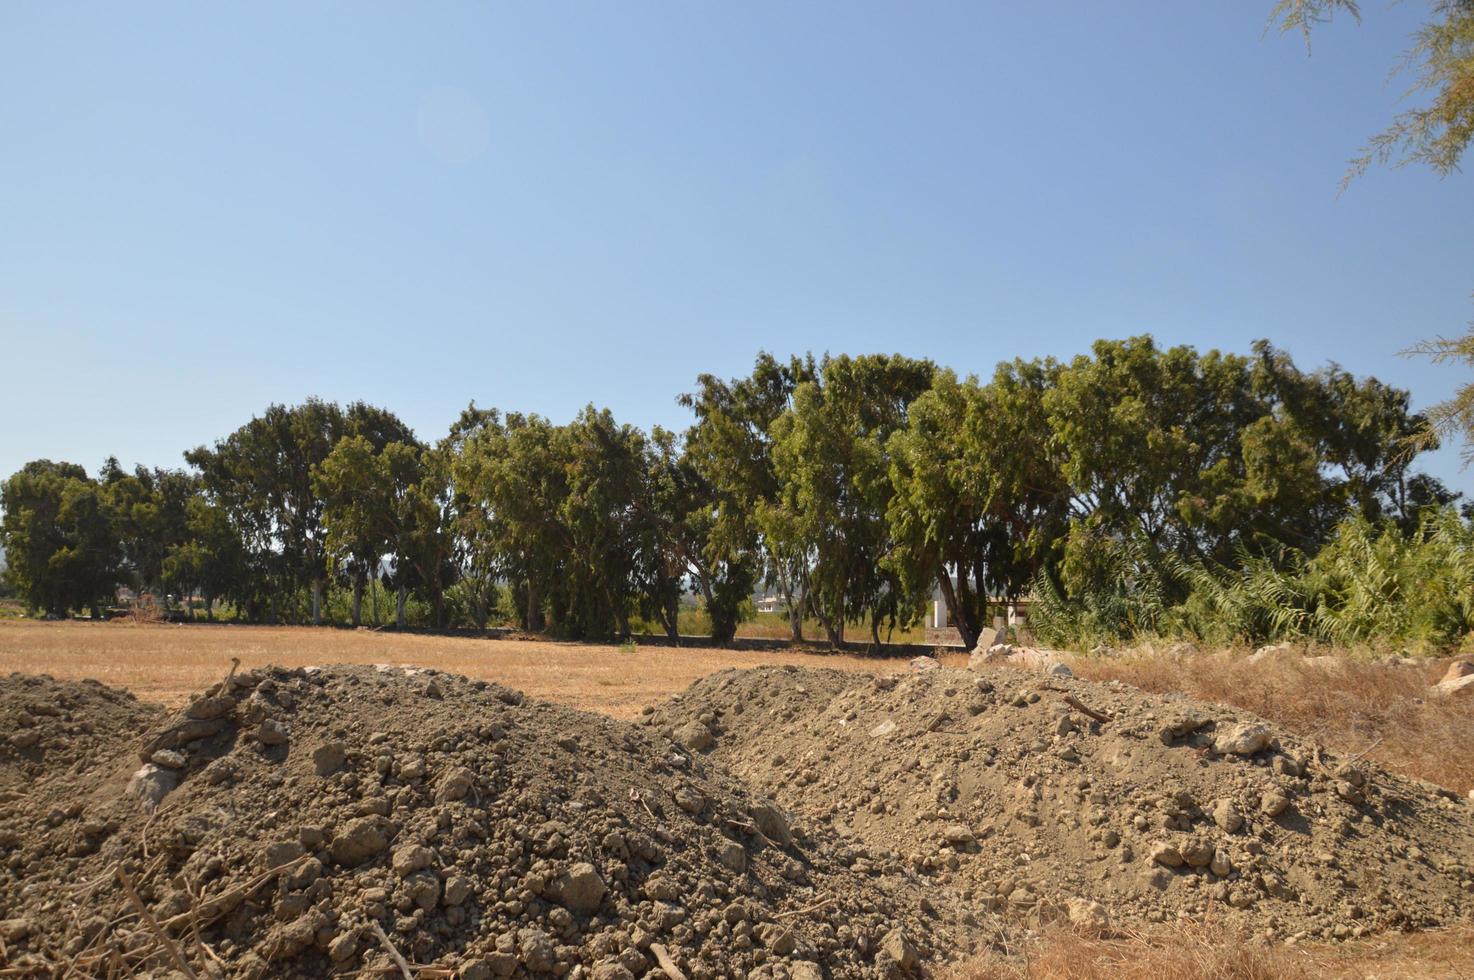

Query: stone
left=870, top=719, right=898, bottom=739
left=880, top=927, right=918, bottom=973
left=715, top=839, right=747, bottom=872
left=789, top=963, right=823, bottom=980
left=552, top=862, right=606, bottom=915
left=125, top=764, right=176, bottom=812
left=1211, top=799, right=1243, bottom=833
left=675, top=721, right=714, bottom=752
left=591, top=964, right=636, bottom=980
left=1434, top=673, right=1474, bottom=698
left=750, top=802, right=794, bottom=847
left=392, top=844, right=434, bottom=877
left=435, top=766, right=475, bottom=802
left=312, top=741, right=347, bottom=776
left=257, top=719, right=290, bottom=747
left=1260, top=790, right=1291, bottom=817
left=1214, top=723, right=1272, bottom=756
left=1210, top=848, right=1233, bottom=877
left=263, top=840, right=306, bottom=868
left=1442, top=660, right=1474, bottom=683
left=405, top=870, right=441, bottom=911
left=0, top=918, right=31, bottom=942
left=1180, top=838, right=1214, bottom=868
left=186, top=695, right=234, bottom=720
left=1149, top=842, right=1184, bottom=868
left=1065, top=897, right=1109, bottom=933
left=909, top=656, right=940, bottom=672
left=443, top=875, right=474, bottom=906
left=330, top=816, right=390, bottom=867
left=942, top=824, right=975, bottom=847
left=517, top=928, right=556, bottom=972
left=150, top=749, right=187, bottom=770
left=1047, top=662, right=1074, bottom=678
left=327, top=932, right=359, bottom=963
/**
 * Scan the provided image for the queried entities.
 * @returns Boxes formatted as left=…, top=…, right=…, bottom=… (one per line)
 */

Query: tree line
left=1, top=336, right=1461, bottom=648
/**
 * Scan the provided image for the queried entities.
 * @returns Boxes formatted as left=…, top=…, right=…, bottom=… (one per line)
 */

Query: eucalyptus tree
left=680, top=353, right=815, bottom=639
left=770, top=353, right=935, bottom=645
left=0, top=461, right=121, bottom=617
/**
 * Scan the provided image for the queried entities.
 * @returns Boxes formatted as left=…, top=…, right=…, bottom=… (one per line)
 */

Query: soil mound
left=645, top=663, right=1474, bottom=942
left=0, top=665, right=961, bottom=979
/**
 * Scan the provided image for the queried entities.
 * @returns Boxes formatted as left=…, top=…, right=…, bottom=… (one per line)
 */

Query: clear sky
left=2, top=2, right=1471, bottom=493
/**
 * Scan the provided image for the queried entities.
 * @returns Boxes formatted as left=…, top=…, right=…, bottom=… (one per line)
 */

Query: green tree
left=680, top=353, right=816, bottom=639
left=770, top=353, right=935, bottom=646
left=0, top=461, right=122, bottom=617
left=163, top=495, right=248, bottom=620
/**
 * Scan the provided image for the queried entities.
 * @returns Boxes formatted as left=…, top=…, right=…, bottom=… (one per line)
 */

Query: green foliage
left=1034, top=508, right=1474, bottom=653
left=0, top=461, right=121, bottom=617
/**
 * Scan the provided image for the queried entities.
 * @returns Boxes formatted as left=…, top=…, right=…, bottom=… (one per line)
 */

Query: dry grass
left=953, top=922, right=1474, bottom=980
left=1065, top=646, right=1474, bottom=794
left=0, top=619, right=914, bottom=716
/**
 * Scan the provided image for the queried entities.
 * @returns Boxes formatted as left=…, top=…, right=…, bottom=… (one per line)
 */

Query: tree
left=680, top=353, right=816, bottom=640
left=0, top=461, right=121, bottom=617
left=770, top=353, right=935, bottom=646
left=314, top=435, right=393, bottom=627
left=101, top=461, right=195, bottom=606
left=163, top=495, right=248, bottom=619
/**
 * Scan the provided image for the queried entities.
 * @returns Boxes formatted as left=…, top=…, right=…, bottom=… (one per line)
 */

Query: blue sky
left=1, top=2, right=1471, bottom=492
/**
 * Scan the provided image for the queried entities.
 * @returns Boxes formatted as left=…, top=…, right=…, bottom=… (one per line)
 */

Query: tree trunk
left=937, top=567, right=978, bottom=650
left=396, top=581, right=407, bottom=629
left=666, top=593, right=680, bottom=640
left=351, top=572, right=364, bottom=628
left=526, top=578, right=543, bottom=632
left=788, top=600, right=803, bottom=642
left=371, top=574, right=380, bottom=626
left=871, top=617, right=882, bottom=648
left=205, top=595, right=215, bottom=622
left=311, top=580, right=322, bottom=626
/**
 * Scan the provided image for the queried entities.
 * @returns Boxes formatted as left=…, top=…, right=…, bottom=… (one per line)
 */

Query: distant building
left=753, top=594, right=784, bottom=614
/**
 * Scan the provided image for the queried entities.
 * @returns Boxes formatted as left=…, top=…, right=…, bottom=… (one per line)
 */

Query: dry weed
left=1066, top=647, right=1474, bottom=793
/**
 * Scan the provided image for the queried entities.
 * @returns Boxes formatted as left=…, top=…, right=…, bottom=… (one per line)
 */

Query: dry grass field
left=3, top=619, right=1472, bottom=978
left=0, top=619, right=938, bottom=716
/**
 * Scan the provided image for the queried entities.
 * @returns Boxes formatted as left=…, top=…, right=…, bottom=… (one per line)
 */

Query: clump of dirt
left=0, top=665, right=964, bottom=978
left=645, top=663, right=1474, bottom=943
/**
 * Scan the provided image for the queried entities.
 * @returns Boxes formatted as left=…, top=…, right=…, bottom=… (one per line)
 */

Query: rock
left=1260, top=790, right=1291, bottom=817
left=789, top=963, right=823, bottom=980
left=1065, top=897, right=1109, bottom=933
left=330, top=816, right=390, bottom=867
left=257, top=718, right=290, bottom=747
left=1149, top=843, right=1184, bottom=868
left=405, top=869, right=441, bottom=911
left=880, top=926, right=918, bottom=973
left=1210, top=848, right=1233, bottom=877
left=435, top=766, right=475, bottom=802
left=591, top=964, right=636, bottom=980
left=1211, top=799, right=1243, bottom=833
left=909, top=656, right=940, bottom=673
left=312, top=741, right=347, bottom=776
left=1047, top=662, right=1074, bottom=678
left=125, top=764, right=176, bottom=811
left=870, top=718, right=899, bottom=738
left=262, top=840, right=306, bottom=868
left=674, top=721, right=714, bottom=752
left=1433, top=673, right=1474, bottom=698
left=750, top=802, right=794, bottom=847
left=552, top=862, right=606, bottom=915
left=1214, top=723, right=1272, bottom=756
left=185, top=695, right=234, bottom=720
left=517, top=928, right=556, bottom=972
left=443, top=875, right=474, bottom=906
left=327, top=932, right=359, bottom=963
left=715, top=839, right=746, bottom=872
left=391, top=844, right=434, bottom=877
left=150, top=749, right=187, bottom=770
left=942, top=824, right=975, bottom=847
left=1441, top=660, right=1474, bottom=683
left=0, top=918, right=31, bottom=941
left=1180, top=838, right=1214, bottom=868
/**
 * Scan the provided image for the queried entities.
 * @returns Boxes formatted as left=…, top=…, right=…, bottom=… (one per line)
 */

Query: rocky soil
left=646, top=663, right=1474, bottom=946
left=2, top=657, right=1472, bottom=978
left=0, top=666, right=960, bottom=978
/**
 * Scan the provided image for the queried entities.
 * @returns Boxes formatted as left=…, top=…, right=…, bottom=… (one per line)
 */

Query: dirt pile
left=645, top=663, right=1474, bottom=942
left=0, top=665, right=965, bottom=979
